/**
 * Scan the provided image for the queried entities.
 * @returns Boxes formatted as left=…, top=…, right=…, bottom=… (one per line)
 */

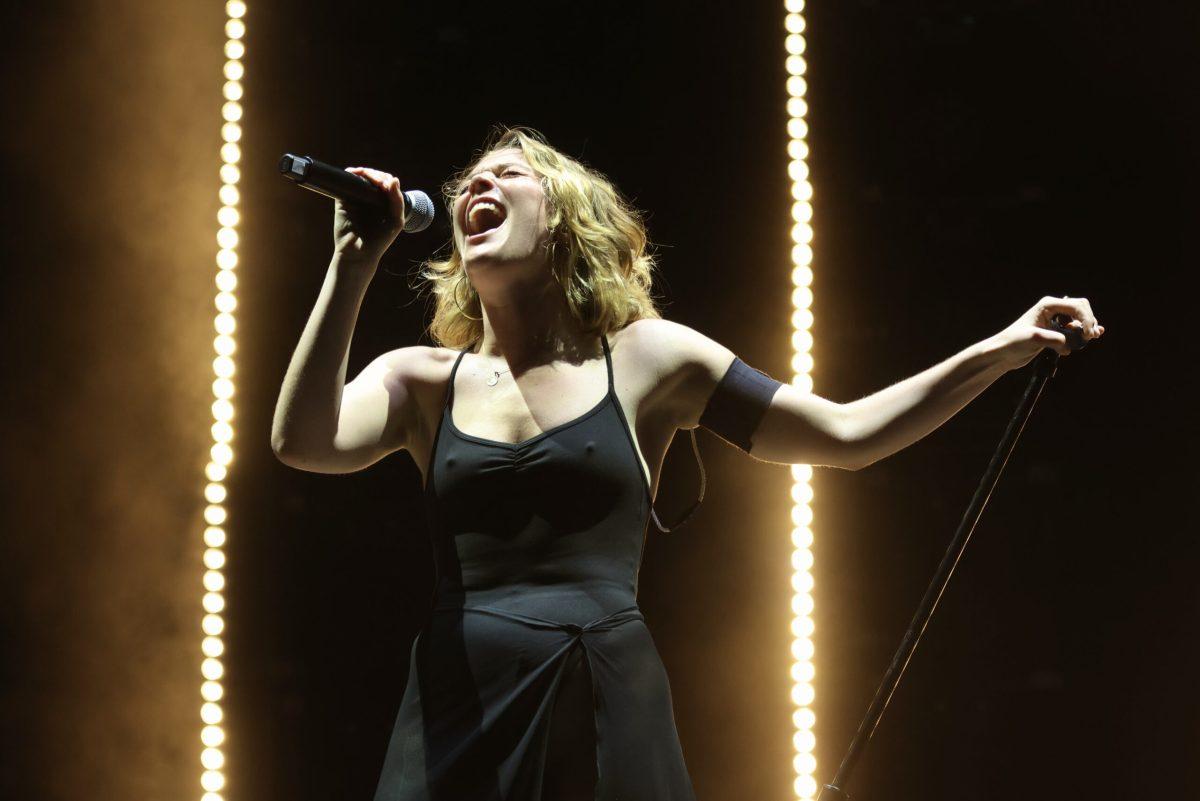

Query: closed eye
left=454, top=168, right=527, bottom=197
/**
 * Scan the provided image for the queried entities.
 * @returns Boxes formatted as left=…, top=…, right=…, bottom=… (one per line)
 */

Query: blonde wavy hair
left=420, top=125, right=663, bottom=349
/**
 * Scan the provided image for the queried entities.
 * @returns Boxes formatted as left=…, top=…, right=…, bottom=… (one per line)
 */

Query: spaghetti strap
left=602, top=331, right=704, bottom=533
left=600, top=334, right=614, bottom=395
left=444, top=344, right=471, bottom=410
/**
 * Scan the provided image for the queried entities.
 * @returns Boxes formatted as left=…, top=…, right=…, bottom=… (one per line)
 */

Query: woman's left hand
left=987, top=295, right=1105, bottom=371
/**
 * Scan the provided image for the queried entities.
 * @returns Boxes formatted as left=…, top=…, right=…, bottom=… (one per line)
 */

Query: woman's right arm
left=270, top=167, right=419, bottom=473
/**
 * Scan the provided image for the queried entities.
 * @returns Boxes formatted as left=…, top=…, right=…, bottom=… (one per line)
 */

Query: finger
left=345, top=167, right=378, bottom=187
left=387, top=176, right=406, bottom=228
left=346, top=167, right=395, bottom=189
left=1078, top=297, right=1099, bottom=337
left=1032, top=327, right=1071, bottom=356
left=1040, top=296, right=1098, bottom=333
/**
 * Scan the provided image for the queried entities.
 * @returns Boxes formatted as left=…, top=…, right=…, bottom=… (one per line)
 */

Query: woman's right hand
left=333, top=167, right=409, bottom=267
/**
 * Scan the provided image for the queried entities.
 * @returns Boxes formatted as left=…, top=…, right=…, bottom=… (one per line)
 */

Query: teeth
left=468, top=201, right=505, bottom=235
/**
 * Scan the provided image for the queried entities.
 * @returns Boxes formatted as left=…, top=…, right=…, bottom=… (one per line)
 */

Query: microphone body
left=279, top=154, right=435, bottom=233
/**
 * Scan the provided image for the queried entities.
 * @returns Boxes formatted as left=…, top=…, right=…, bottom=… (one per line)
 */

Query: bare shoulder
left=612, top=318, right=737, bottom=428
left=385, top=343, right=463, bottom=400
left=357, top=344, right=451, bottom=394
left=614, top=317, right=735, bottom=379
left=351, top=344, right=459, bottom=447
left=385, top=343, right=459, bottom=381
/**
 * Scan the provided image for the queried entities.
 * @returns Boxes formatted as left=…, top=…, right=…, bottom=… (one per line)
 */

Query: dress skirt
left=372, top=603, right=697, bottom=801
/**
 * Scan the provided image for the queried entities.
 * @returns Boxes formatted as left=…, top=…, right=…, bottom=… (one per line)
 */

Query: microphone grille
left=403, top=190, right=435, bottom=233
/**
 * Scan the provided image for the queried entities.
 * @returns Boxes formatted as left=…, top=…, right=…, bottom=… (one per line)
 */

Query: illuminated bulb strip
left=784, top=1, right=817, bottom=799
left=201, top=3, right=246, bottom=800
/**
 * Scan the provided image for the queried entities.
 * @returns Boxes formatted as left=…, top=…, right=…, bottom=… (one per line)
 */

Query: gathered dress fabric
left=373, top=334, right=697, bottom=801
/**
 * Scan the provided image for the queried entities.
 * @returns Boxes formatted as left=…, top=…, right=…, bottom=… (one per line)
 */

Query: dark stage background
left=2, top=2, right=1196, bottom=800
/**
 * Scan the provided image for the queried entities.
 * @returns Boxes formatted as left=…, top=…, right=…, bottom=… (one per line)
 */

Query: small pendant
left=486, top=372, right=499, bottom=387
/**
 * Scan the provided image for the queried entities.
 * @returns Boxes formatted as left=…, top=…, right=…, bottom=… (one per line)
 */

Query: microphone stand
left=818, top=323, right=1086, bottom=801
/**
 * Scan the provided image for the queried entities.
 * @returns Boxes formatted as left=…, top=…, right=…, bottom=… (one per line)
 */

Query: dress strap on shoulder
left=444, top=344, right=472, bottom=409
left=600, top=334, right=614, bottom=393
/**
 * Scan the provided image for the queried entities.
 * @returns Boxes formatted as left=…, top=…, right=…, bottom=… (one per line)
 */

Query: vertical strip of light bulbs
left=784, top=1, right=817, bottom=800
left=200, top=2, right=246, bottom=800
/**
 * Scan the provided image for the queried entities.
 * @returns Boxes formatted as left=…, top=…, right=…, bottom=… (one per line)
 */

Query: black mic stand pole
left=818, top=321, right=1086, bottom=801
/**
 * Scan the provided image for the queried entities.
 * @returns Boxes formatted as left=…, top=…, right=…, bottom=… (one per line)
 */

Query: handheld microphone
left=279, top=154, right=435, bottom=233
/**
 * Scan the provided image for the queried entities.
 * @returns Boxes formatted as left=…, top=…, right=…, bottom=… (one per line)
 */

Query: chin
left=463, top=248, right=504, bottom=267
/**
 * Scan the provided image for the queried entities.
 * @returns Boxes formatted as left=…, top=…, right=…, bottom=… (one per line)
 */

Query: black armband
left=697, top=357, right=783, bottom=453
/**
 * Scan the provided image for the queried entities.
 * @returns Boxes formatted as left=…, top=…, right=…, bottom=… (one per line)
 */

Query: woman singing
left=271, top=126, right=1103, bottom=801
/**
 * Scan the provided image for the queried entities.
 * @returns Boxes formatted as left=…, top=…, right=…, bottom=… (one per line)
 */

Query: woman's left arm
left=649, top=295, right=1104, bottom=471
left=753, top=295, right=1104, bottom=469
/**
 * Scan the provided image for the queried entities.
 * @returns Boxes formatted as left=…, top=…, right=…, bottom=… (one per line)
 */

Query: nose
left=468, top=171, right=498, bottom=193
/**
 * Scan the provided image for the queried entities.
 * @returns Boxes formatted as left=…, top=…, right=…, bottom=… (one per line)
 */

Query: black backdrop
left=3, top=2, right=1197, bottom=800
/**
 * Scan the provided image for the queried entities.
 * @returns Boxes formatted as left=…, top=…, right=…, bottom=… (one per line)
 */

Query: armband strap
left=649, top=428, right=707, bottom=534
left=697, top=357, right=783, bottom=453
left=649, top=358, right=782, bottom=534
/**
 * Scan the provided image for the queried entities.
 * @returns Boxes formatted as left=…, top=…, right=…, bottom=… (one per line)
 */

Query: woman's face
left=452, top=148, right=553, bottom=279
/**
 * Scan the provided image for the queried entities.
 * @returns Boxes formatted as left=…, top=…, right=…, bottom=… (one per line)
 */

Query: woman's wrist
left=330, top=250, right=381, bottom=284
left=973, top=332, right=1021, bottom=375
left=331, top=249, right=380, bottom=268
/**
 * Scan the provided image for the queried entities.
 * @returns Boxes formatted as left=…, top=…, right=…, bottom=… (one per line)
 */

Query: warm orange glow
left=199, top=5, right=246, bottom=799
left=784, top=1, right=816, bottom=798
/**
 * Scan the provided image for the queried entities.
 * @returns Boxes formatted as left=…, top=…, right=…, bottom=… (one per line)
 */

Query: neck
left=471, top=274, right=598, bottom=370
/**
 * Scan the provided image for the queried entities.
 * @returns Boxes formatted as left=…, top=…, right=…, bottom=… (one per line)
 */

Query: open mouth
left=466, top=220, right=506, bottom=244
left=466, top=200, right=507, bottom=241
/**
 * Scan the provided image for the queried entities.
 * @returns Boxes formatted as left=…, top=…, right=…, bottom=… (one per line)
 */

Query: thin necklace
left=473, top=343, right=510, bottom=387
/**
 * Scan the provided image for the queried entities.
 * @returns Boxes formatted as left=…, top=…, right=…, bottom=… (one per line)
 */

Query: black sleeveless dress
left=372, top=334, right=697, bottom=801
